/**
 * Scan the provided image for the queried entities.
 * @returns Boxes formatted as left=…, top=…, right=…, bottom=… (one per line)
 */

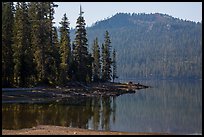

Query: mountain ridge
left=69, top=12, right=202, bottom=80
left=88, top=12, right=200, bottom=29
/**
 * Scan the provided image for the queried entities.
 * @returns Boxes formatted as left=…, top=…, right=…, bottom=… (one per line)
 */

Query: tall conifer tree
left=44, top=2, right=59, bottom=84
left=73, top=5, right=90, bottom=82
left=101, top=31, right=112, bottom=82
left=28, top=2, right=57, bottom=84
left=50, top=26, right=60, bottom=84
left=59, top=13, right=71, bottom=84
left=13, top=2, right=33, bottom=87
left=2, top=2, right=15, bottom=87
left=29, top=2, right=46, bottom=83
left=112, top=49, right=118, bottom=82
left=92, top=37, right=101, bottom=82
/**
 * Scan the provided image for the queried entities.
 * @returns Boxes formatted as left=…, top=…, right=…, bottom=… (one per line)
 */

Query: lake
left=2, top=79, right=202, bottom=135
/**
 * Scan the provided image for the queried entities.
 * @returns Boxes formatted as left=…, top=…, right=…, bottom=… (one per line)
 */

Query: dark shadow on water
left=2, top=96, right=116, bottom=131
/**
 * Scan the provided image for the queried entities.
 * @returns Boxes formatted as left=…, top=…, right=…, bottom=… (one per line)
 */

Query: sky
left=53, top=2, right=202, bottom=28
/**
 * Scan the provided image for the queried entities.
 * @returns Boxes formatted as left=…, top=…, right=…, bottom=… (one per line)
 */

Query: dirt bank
left=2, top=125, right=167, bottom=135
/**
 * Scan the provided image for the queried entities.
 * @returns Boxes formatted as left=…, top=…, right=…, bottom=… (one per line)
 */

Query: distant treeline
left=2, top=2, right=117, bottom=88
left=79, top=13, right=202, bottom=80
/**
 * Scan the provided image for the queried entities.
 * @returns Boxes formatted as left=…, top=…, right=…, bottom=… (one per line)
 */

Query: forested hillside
left=70, top=13, right=202, bottom=80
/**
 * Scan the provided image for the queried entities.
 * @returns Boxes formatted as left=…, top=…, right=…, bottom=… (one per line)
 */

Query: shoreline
left=2, top=82, right=154, bottom=135
left=2, top=125, right=168, bottom=135
left=2, top=82, right=150, bottom=104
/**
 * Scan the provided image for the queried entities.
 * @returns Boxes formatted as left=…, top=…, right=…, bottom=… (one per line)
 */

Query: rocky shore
left=2, top=82, right=150, bottom=104
left=2, top=82, right=157, bottom=135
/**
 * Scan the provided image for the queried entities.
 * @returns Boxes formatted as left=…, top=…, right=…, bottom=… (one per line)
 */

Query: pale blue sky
left=53, top=2, right=202, bottom=28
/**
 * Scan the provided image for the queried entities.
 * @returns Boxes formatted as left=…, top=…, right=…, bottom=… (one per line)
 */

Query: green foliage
left=49, top=26, right=60, bottom=84
left=29, top=2, right=46, bottom=83
left=44, top=3, right=59, bottom=85
left=2, top=2, right=15, bottom=87
left=12, top=2, right=34, bottom=87
left=101, top=31, right=112, bottom=82
left=73, top=7, right=91, bottom=82
left=28, top=2, right=58, bottom=85
left=59, top=13, right=71, bottom=84
left=84, top=13, right=202, bottom=80
left=92, top=37, right=101, bottom=82
left=2, top=4, right=117, bottom=87
left=112, top=49, right=118, bottom=82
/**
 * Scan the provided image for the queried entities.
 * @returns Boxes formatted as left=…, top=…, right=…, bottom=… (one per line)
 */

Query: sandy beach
left=2, top=125, right=168, bottom=135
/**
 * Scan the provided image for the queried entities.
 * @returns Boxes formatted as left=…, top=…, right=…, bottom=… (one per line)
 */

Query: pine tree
left=47, top=2, right=58, bottom=47
left=44, top=2, right=59, bottom=85
left=87, top=53, right=93, bottom=83
left=59, top=13, right=71, bottom=85
left=12, top=2, right=34, bottom=87
left=28, top=2, right=57, bottom=85
left=50, top=26, right=60, bottom=84
left=101, top=31, right=112, bottom=82
left=112, top=49, right=118, bottom=82
left=73, top=5, right=90, bottom=82
left=2, top=2, right=15, bottom=87
left=101, top=43, right=106, bottom=81
left=71, top=42, right=77, bottom=81
left=92, top=37, right=101, bottom=82
left=29, top=2, right=45, bottom=84
left=46, top=26, right=60, bottom=85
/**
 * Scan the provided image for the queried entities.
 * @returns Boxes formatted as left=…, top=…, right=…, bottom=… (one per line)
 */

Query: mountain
left=70, top=13, right=202, bottom=80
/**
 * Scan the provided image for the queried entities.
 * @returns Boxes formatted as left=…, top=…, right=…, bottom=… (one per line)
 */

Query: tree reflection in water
left=2, top=96, right=116, bottom=130
left=2, top=80, right=202, bottom=134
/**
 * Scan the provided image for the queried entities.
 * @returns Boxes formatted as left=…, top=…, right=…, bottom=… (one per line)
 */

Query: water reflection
left=2, top=96, right=116, bottom=130
left=111, top=79, right=202, bottom=134
left=2, top=80, right=202, bottom=134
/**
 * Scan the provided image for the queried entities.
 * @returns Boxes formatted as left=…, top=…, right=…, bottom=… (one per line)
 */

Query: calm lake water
left=2, top=79, right=202, bottom=135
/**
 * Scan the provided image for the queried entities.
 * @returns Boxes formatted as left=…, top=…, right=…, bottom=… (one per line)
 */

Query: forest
left=2, top=2, right=202, bottom=88
left=70, top=13, right=201, bottom=80
left=2, top=2, right=117, bottom=88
